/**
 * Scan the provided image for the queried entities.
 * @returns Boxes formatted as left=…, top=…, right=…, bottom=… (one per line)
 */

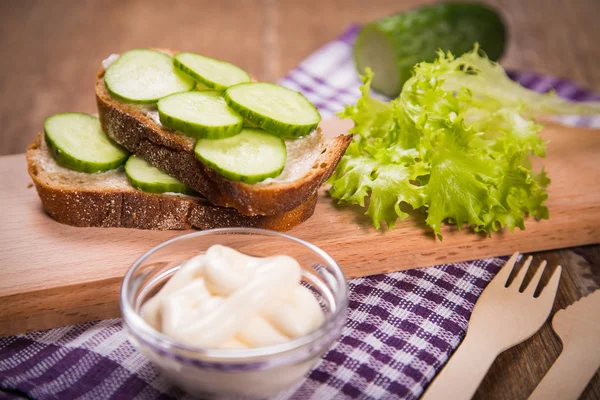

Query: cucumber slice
left=174, top=52, right=251, bottom=92
left=354, top=3, right=506, bottom=97
left=44, top=113, right=129, bottom=173
left=157, top=91, right=243, bottom=139
left=224, top=83, right=321, bottom=138
left=125, top=155, right=191, bottom=194
left=194, top=128, right=286, bottom=184
left=104, top=49, right=195, bottom=104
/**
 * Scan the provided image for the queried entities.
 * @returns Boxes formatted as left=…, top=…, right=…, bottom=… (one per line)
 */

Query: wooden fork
left=528, top=289, right=600, bottom=400
left=421, top=253, right=562, bottom=400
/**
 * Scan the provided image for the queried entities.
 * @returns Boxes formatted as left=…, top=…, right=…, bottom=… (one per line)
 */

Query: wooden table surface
left=0, top=1, right=598, bottom=399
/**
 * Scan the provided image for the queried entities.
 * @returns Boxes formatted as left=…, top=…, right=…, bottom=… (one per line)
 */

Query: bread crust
left=26, top=135, right=316, bottom=231
left=95, top=55, right=351, bottom=216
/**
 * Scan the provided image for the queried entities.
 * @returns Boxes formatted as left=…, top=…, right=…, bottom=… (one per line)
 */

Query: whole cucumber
left=354, top=3, right=506, bottom=97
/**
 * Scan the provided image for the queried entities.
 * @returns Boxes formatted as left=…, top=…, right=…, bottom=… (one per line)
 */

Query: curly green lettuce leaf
left=424, top=149, right=497, bottom=236
left=340, top=68, right=423, bottom=149
left=329, top=141, right=427, bottom=229
left=439, top=47, right=600, bottom=116
left=486, top=157, right=549, bottom=232
left=338, top=68, right=394, bottom=141
left=328, top=46, right=584, bottom=238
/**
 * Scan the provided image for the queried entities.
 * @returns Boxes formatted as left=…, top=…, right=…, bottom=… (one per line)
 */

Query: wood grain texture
left=528, top=290, right=600, bottom=400
left=0, top=0, right=598, bottom=398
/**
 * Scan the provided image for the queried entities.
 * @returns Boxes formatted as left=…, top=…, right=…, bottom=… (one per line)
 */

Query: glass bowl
left=120, top=228, right=348, bottom=398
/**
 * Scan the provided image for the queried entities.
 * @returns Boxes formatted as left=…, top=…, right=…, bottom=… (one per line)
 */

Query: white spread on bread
left=259, top=129, right=323, bottom=184
left=141, top=245, right=324, bottom=349
left=144, top=109, right=162, bottom=126
left=101, top=54, right=120, bottom=70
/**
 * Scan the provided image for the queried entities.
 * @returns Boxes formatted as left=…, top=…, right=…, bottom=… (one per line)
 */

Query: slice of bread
left=26, top=134, right=316, bottom=231
left=95, top=49, right=352, bottom=216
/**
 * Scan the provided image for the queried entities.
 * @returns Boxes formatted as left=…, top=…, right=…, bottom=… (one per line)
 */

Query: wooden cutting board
left=1, top=118, right=599, bottom=336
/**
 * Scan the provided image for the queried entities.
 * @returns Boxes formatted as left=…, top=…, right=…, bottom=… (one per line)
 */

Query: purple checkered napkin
left=1, top=25, right=599, bottom=400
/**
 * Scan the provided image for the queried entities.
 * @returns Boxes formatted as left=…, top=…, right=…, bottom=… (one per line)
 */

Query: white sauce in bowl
left=141, top=244, right=324, bottom=349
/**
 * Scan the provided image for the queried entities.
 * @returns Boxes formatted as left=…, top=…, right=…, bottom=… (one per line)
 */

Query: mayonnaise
left=101, top=53, right=120, bottom=69
left=141, top=245, right=325, bottom=349
left=258, top=129, right=323, bottom=185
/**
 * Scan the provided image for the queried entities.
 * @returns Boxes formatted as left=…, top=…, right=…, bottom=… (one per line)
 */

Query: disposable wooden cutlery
left=528, top=289, right=600, bottom=400
left=421, top=253, right=562, bottom=400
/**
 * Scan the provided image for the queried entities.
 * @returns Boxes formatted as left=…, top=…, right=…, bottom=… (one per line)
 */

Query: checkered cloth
left=1, top=25, right=599, bottom=400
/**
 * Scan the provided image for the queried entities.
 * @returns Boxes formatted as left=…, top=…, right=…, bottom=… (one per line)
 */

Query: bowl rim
left=120, top=227, right=348, bottom=360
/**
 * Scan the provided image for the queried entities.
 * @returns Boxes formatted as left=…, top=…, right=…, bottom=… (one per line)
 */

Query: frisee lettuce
left=330, top=47, right=598, bottom=238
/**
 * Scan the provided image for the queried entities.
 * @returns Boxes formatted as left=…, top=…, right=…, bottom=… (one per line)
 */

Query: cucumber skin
left=104, top=79, right=161, bottom=105
left=194, top=129, right=287, bottom=184
left=173, top=54, right=250, bottom=92
left=127, top=173, right=191, bottom=194
left=44, top=113, right=129, bottom=173
left=224, top=83, right=321, bottom=138
left=124, top=156, right=191, bottom=194
left=157, top=92, right=244, bottom=139
left=159, top=112, right=243, bottom=139
left=355, top=3, right=506, bottom=96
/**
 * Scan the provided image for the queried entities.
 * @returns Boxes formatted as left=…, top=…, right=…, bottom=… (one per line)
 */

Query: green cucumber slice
left=157, top=91, right=243, bottom=139
left=224, top=82, right=321, bottom=138
left=44, top=113, right=129, bottom=173
left=125, top=155, right=191, bottom=194
left=174, top=52, right=251, bottom=92
left=104, top=49, right=195, bottom=104
left=194, top=128, right=286, bottom=183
